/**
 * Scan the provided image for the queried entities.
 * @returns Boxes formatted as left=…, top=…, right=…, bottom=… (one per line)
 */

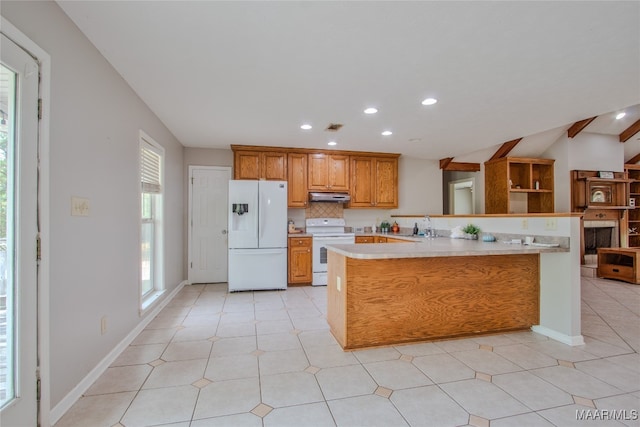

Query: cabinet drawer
left=289, top=237, right=311, bottom=247
left=597, top=264, right=635, bottom=282
left=356, top=236, right=374, bottom=243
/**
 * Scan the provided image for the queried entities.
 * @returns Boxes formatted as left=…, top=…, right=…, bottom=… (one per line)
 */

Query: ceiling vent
left=325, top=123, right=344, bottom=132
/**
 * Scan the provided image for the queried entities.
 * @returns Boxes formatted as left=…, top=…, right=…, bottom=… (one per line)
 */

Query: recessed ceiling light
left=381, top=130, right=393, bottom=136
left=328, top=141, right=337, bottom=146
left=300, top=124, right=312, bottom=130
left=364, top=107, right=378, bottom=114
left=616, top=112, right=626, bottom=120
left=421, top=98, right=438, bottom=106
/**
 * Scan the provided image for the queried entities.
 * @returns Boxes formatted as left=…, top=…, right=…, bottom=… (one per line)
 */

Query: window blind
left=140, top=144, right=161, bottom=193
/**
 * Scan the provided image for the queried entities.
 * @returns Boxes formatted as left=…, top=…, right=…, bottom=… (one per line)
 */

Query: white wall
left=2, top=1, right=185, bottom=409
left=567, top=132, right=625, bottom=172
left=543, top=131, right=625, bottom=212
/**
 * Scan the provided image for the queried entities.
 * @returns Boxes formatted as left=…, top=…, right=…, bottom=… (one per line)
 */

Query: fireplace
left=583, top=220, right=619, bottom=257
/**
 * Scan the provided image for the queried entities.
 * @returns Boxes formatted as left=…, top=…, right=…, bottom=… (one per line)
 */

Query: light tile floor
left=55, top=276, right=640, bottom=427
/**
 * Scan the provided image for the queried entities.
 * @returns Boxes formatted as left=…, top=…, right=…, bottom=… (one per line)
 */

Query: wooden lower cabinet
left=385, top=237, right=408, bottom=243
left=288, top=237, right=312, bottom=284
left=327, top=252, right=540, bottom=349
left=356, top=235, right=410, bottom=244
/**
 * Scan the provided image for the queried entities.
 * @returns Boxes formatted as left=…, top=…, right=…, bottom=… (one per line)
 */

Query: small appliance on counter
left=228, top=180, right=288, bottom=291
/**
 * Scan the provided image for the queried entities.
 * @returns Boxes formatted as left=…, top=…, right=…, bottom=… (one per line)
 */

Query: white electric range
left=305, top=218, right=355, bottom=286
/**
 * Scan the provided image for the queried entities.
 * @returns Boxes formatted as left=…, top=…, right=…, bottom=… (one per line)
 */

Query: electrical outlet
left=71, top=196, right=90, bottom=216
left=101, top=316, right=107, bottom=335
left=521, top=219, right=528, bottom=229
left=545, top=218, right=557, bottom=230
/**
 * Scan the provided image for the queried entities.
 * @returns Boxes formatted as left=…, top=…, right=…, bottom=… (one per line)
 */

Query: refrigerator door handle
left=259, top=190, right=265, bottom=240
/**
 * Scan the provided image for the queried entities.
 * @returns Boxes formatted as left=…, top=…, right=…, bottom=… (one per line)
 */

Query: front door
left=188, top=166, right=231, bottom=283
left=0, top=34, right=40, bottom=426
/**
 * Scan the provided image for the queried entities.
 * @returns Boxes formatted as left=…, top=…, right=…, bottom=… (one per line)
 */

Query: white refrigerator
left=228, top=180, right=288, bottom=291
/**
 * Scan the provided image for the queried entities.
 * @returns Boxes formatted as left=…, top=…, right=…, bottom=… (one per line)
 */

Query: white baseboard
left=50, top=280, right=188, bottom=425
left=531, top=325, right=585, bottom=346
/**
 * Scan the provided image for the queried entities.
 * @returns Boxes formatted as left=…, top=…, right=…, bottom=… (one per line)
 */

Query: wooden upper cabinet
left=308, top=153, right=349, bottom=191
left=484, top=157, right=554, bottom=214
left=287, top=152, right=308, bottom=207
left=374, top=157, right=399, bottom=208
left=234, top=150, right=287, bottom=180
left=349, top=156, right=398, bottom=208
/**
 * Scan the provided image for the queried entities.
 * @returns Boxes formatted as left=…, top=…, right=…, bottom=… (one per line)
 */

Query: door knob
left=222, top=229, right=227, bottom=234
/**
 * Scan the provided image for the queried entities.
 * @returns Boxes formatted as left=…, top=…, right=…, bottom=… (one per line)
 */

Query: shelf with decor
left=571, top=170, right=631, bottom=211
left=484, top=157, right=554, bottom=214
left=625, top=165, right=640, bottom=247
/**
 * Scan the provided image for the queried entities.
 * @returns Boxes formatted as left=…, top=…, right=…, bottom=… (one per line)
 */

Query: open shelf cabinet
left=485, top=157, right=555, bottom=214
left=625, top=165, right=640, bottom=247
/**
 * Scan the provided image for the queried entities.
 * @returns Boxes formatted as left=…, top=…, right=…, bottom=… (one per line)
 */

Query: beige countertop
left=327, top=236, right=568, bottom=259
left=288, top=232, right=312, bottom=238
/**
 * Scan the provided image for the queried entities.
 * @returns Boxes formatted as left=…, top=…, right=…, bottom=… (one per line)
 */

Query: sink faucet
left=424, top=215, right=432, bottom=237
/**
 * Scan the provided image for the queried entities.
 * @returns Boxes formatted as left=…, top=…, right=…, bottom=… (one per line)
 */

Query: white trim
left=138, top=130, right=165, bottom=312
left=531, top=325, right=585, bottom=346
left=50, top=280, right=188, bottom=424
left=187, top=165, right=231, bottom=284
left=1, top=16, right=51, bottom=427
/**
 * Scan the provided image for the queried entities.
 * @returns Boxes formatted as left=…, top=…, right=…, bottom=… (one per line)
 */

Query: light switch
left=71, top=196, right=90, bottom=216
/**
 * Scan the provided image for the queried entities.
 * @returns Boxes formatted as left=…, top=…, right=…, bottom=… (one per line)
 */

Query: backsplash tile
left=306, top=202, right=344, bottom=218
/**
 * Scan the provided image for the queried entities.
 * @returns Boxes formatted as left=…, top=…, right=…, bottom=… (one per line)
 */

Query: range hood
left=308, top=192, right=351, bottom=203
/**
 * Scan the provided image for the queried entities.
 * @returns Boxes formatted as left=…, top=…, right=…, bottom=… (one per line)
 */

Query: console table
left=597, top=248, right=640, bottom=284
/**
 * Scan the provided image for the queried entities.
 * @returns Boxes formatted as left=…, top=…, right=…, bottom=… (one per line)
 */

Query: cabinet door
left=287, top=153, right=308, bottom=207
left=263, top=152, right=287, bottom=181
left=328, top=154, right=350, bottom=191
left=308, top=153, right=330, bottom=190
left=375, top=157, right=398, bottom=208
left=350, top=157, right=375, bottom=207
left=234, top=151, right=261, bottom=180
left=288, top=239, right=312, bottom=283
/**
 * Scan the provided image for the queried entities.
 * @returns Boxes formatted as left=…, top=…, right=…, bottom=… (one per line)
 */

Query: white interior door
left=189, top=166, right=231, bottom=283
left=0, top=34, right=40, bottom=426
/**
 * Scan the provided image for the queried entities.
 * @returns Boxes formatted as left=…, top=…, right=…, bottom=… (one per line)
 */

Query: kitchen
left=1, top=2, right=638, bottom=426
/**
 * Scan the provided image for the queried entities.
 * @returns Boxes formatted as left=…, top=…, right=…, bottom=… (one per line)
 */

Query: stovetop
left=305, top=218, right=353, bottom=236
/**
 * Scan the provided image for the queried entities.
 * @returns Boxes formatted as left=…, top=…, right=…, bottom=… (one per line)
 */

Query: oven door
left=312, top=235, right=355, bottom=286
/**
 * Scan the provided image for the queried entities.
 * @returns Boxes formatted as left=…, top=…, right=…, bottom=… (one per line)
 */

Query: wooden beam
left=620, top=119, right=640, bottom=143
left=567, top=116, right=597, bottom=138
left=626, top=153, right=640, bottom=165
left=489, top=138, right=522, bottom=161
left=439, top=157, right=453, bottom=169
left=441, top=161, right=481, bottom=172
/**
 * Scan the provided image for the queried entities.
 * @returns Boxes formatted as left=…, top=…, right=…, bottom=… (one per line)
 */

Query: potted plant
left=380, top=220, right=390, bottom=233
left=462, top=224, right=480, bottom=240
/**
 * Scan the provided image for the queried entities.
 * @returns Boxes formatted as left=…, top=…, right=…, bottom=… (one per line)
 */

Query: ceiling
left=56, top=1, right=640, bottom=162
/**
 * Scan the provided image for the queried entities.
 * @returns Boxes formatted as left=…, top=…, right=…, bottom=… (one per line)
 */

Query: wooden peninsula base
left=327, top=251, right=540, bottom=349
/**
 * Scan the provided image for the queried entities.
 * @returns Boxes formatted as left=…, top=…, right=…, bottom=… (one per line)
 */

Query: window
left=139, top=132, right=164, bottom=309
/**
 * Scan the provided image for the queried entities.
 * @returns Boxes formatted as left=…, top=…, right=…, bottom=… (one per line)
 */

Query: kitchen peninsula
left=326, top=214, right=582, bottom=350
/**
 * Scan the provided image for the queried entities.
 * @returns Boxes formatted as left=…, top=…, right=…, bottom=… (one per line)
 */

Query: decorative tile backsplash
left=306, top=202, right=344, bottom=218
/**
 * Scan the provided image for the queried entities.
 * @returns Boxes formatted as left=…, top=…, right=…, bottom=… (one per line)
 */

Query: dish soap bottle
left=412, top=222, right=419, bottom=235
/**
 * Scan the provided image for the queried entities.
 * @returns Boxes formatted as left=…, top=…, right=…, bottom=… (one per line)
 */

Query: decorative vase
left=465, top=233, right=478, bottom=240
